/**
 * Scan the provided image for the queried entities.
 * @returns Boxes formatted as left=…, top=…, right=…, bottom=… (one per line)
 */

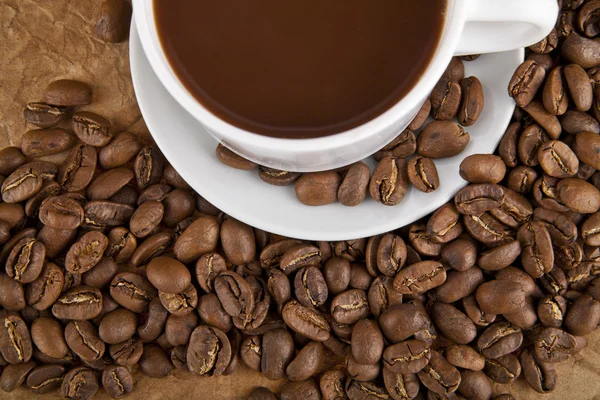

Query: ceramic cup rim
left=133, top=0, right=467, bottom=152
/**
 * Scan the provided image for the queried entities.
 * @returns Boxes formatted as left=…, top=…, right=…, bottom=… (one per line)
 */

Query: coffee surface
left=154, top=0, right=446, bottom=138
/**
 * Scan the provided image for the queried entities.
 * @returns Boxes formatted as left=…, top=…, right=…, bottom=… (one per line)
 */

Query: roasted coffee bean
left=260, top=239, right=301, bottom=269
left=98, top=132, right=141, bottom=169
left=129, top=231, right=173, bottom=268
left=507, top=165, right=538, bottom=194
left=24, top=180, right=61, bottom=219
left=407, top=156, right=439, bottom=193
left=383, top=339, right=430, bottom=374
left=61, top=367, right=99, bottom=400
left=71, top=111, right=112, bottom=147
left=134, top=146, right=165, bottom=189
left=0, top=361, right=36, bottom=393
left=99, top=308, right=138, bottom=344
left=285, top=341, right=324, bottom=382
left=138, top=343, right=173, bottom=378
left=350, top=320, right=383, bottom=366
left=484, top=354, right=521, bottom=384
left=346, top=353, right=380, bottom=381
left=427, top=204, right=463, bottom=244
left=508, top=60, right=546, bottom=107
left=102, top=364, right=133, bottom=398
left=338, top=162, right=370, bottom=206
left=375, top=129, right=417, bottom=160
left=533, top=175, right=569, bottom=212
left=259, top=168, right=304, bottom=189
left=52, top=286, right=103, bottom=320
left=173, top=215, right=219, bottom=263
left=442, top=57, right=465, bottom=81
left=564, top=63, right=593, bottom=111
left=58, top=144, right=97, bottom=192
left=21, top=128, right=73, bottom=157
left=279, top=244, right=321, bottom=275
left=196, top=253, right=228, bottom=294
left=431, top=302, right=476, bottom=344
left=26, top=364, right=65, bottom=394
left=538, top=295, right=568, bottom=328
left=440, top=238, right=477, bottom=271
left=106, top=227, right=137, bottom=263
left=81, top=256, right=118, bottom=289
left=324, top=257, right=351, bottom=295
left=110, top=272, right=156, bottom=313
left=147, top=256, right=191, bottom=294
left=294, top=266, right=327, bottom=308
left=557, top=178, right=600, bottom=213
left=538, top=140, right=579, bottom=178
left=532, top=208, right=577, bottom=246
left=379, top=303, right=428, bottom=343
left=248, top=387, right=279, bottom=400
left=564, top=294, right=600, bottom=336
left=561, top=109, right=600, bottom=134
left=110, top=185, right=139, bottom=206
left=31, top=317, right=68, bottom=359
left=241, top=336, right=262, bottom=372
left=334, top=239, right=367, bottom=262
left=381, top=370, right=418, bottom=400
left=369, top=157, right=408, bottom=206
left=26, top=262, right=63, bottom=311
left=463, top=295, right=496, bottom=327
left=457, top=370, right=492, bottom=400
left=198, top=293, right=232, bottom=332
left=522, top=101, right=562, bottom=139
left=408, top=224, right=443, bottom=256
left=459, top=154, right=506, bottom=184
left=39, top=195, right=84, bottom=230
left=164, top=312, right=197, bottom=347
left=161, top=188, right=194, bottom=227
left=295, top=171, right=342, bottom=206
left=5, top=237, right=45, bottom=283
left=86, top=168, right=134, bottom=201
left=375, top=233, right=407, bottom=276
left=23, top=102, right=67, bottom=128
left=367, top=276, right=402, bottom=318
left=282, top=300, right=330, bottom=341
left=435, top=267, right=484, bottom=303
left=520, top=348, right=556, bottom=394
left=83, top=200, right=135, bottom=230
left=431, top=77, right=462, bottom=120
left=95, top=0, right=132, bottom=42
left=534, top=327, right=577, bottom=363
left=458, top=76, right=484, bottom=126
left=214, top=270, right=255, bottom=321
left=518, top=124, right=548, bottom=167
left=476, top=280, right=527, bottom=315
left=582, top=212, right=600, bottom=247
left=257, top=328, right=294, bottom=381
left=65, top=231, right=108, bottom=274
left=573, top=131, right=600, bottom=170
left=280, top=378, right=322, bottom=400
left=445, top=345, right=485, bottom=371
left=329, top=289, right=369, bottom=325
left=215, top=144, right=257, bottom=170
left=65, top=320, right=105, bottom=362
left=220, top=217, right=256, bottom=265
left=418, top=350, right=460, bottom=395
left=44, top=79, right=92, bottom=106
left=517, top=221, right=554, bottom=278
left=0, top=147, right=26, bottom=177
left=159, top=284, right=198, bottom=316
left=477, top=322, right=523, bottom=359
left=418, top=121, right=470, bottom=159
left=529, top=28, right=558, bottom=54
left=0, top=311, right=32, bottom=364
left=543, top=66, right=569, bottom=115
left=345, top=379, right=388, bottom=399
left=109, top=337, right=143, bottom=367
left=454, top=184, right=504, bottom=215
left=1, top=164, right=43, bottom=203
left=319, top=369, right=348, bottom=400
left=393, top=261, right=446, bottom=295
left=185, top=326, right=231, bottom=377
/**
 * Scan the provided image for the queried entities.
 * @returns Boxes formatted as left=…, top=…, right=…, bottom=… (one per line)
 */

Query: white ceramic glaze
left=130, top=24, right=524, bottom=241
left=132, top=0, right=557, bottom=172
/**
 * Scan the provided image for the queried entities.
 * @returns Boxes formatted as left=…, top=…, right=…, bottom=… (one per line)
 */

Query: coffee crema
left=154, top=0, right=446, bottom=139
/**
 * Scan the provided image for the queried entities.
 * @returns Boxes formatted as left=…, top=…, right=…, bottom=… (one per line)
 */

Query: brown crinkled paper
left=1, top=1, right=600, bottom=399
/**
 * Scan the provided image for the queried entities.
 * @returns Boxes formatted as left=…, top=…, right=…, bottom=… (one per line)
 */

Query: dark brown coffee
left=154, top=0, right=446, bottom=138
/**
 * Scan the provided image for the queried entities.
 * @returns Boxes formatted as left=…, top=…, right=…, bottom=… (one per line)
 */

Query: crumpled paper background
left=1, top=1, right=600, bottom=399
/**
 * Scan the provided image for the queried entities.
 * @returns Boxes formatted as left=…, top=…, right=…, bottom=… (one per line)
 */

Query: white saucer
left=130, top=22, right=523, bottom=241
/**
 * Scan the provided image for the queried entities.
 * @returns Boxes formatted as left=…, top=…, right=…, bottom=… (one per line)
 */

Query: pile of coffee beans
left=216, top=57, right=484, bottom=207
left=1, top=1, right=600, bottom=399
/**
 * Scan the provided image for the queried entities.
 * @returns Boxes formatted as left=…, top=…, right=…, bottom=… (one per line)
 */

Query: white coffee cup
left=134, top=0, right=558, bottom=172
